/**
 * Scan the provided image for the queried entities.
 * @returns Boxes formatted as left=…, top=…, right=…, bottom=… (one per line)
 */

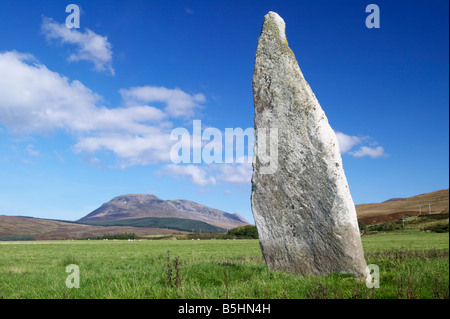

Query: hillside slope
left=356, top=189, right=449, bottom=224
left=83, top=217, right=227, bottom=233
left=78, top=194, right=250, bottom=229
left=0, top=215, right=182, bottom=240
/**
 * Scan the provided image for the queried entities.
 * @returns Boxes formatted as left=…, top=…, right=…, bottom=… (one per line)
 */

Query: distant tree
left=101, top=233, right=136, bottom=240
left=226, top=225, right=259, bottom=239
left=358, top=221, right=367, bottom=233
left=0, top=235, right=35, bottom=241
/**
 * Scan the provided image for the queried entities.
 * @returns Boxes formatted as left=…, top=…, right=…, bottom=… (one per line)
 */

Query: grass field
left=0, top=232, right=448, bottom=299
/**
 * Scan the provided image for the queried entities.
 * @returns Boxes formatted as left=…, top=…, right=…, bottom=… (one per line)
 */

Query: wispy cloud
left=335, top=131, right=387, bottom=158
left=335, top=131, right=363, bottom=153
left=216, top=158, right=252, bottom=186
left=350, top=146, right=387, bottom=158
left=26, top=144, right=39, bottom=157
left=159, top=164, right=216, bottom=186
left=41, top=17, right=114, bottom=75
left=120, top=86, right=205, bottom=118
left=158, top=157, right=252, bottom=188
left=54, top=151, right=65, bottom=163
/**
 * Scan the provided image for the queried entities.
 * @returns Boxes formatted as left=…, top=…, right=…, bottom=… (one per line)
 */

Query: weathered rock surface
left=251, top=12, right=369, bottom=277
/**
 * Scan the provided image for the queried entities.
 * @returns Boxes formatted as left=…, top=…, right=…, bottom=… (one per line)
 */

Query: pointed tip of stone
left=265, top=11, right=283, bottom=21
left=262, top=11, right=286, bottom=41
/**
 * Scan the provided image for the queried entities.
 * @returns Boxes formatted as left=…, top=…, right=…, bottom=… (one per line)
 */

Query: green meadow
left=0, top=231, right=448, bottom=299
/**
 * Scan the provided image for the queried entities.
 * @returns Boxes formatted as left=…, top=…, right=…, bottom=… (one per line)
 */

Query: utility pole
left=428, top=204, right=431, bottom=215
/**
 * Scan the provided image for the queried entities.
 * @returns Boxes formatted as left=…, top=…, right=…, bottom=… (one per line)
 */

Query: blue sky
left=0, top=0, right=448, bottom=223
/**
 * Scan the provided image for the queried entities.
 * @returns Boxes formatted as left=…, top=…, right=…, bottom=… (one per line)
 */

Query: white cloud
left=74, top=130, right=173, bottom=166
left=216, top=156, right=253, bottom=186
left=41, top=17, right=114, bottom=75
left=350, top=146, right=387, bottom=158
left=335, top=131, right=363, bottom=154
left=120, top=86, right=205, bottom=118
left=73, top=105, right=168, bottom=134
left=0, top=51, right=100, bottom=134
left=335, top=131, right=387, bottom=158
left=160, top=164, right=216, bottom=186
left=158, top=160, right=252, bottom=188
left=0, top=51, right=198, bottom=167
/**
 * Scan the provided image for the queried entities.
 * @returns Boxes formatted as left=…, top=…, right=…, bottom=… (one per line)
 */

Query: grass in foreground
left=0, top=232, right=448, bottom=299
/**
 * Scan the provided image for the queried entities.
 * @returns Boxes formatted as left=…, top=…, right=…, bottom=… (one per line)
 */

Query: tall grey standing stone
left=251, top=12, right=369, bottom=277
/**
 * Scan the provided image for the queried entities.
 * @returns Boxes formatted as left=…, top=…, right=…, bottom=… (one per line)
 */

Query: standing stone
left=251, top=12, right=369, bottom=277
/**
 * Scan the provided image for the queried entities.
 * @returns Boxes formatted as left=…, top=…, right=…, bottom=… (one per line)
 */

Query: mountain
left=77, top=194, right=250, bottom=229
left=356, top=189, right=449, bottom=224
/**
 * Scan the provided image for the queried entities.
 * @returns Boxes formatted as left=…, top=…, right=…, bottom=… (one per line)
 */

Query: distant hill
left=3, top=190, right=446, bottom=240
left=78, top=194, right=250, bottom=230
left=0, top=215, right=182, bottom=240
left=84, top=217, right=227, bottom=233
left=356, top=189, right=449, bottom=224
left=383, top=198, right=405, bottom=203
